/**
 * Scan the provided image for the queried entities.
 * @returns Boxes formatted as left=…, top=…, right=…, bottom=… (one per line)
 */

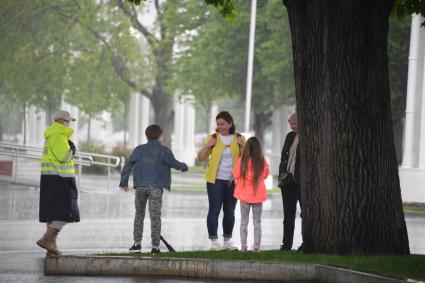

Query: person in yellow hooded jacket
left=37, top=110, right=79, bottom=256
left=197, top=111, right=245, bottom=250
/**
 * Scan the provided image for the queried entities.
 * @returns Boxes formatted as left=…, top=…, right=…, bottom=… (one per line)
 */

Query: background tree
left=170, top=0, right=294, bottom=142
left=0, top=0, right=142, bottom=146
left=113, top=0, right=214, bottom=146
left=0, top=1, right=74, bottom=141
left=60, top=1, right=140, bottom=146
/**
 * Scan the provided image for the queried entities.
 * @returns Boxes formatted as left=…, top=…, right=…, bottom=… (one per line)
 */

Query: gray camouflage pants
left=134, top=187, right=163, bottom=247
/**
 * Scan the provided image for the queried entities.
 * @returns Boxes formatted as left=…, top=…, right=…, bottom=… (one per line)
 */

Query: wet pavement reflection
left=0, top=181, right=424, bottom=282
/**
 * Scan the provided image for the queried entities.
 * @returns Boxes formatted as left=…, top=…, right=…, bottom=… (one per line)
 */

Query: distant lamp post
left=244, top=0, right=257, bottom=134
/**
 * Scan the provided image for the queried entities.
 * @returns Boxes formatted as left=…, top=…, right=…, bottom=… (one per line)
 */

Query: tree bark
left=392, top=120, right=403, bottom=164
left=151, top=87, right=174, bottom=148
left=283, top=0, right=409, bottom=254
left=116, top=0, right=176, bottom=148
left=149, top=38, right=174, bottom=148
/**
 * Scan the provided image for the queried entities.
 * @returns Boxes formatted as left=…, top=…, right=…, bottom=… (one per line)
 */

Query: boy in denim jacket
left=119, top=124, right=188, bottom=253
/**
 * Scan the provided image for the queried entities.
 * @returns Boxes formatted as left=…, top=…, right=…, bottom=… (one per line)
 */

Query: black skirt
left=39, top=175, right=80, bottom=223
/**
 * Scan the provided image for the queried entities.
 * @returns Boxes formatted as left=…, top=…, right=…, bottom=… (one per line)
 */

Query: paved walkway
left=0, top=179, right=424, bottom=282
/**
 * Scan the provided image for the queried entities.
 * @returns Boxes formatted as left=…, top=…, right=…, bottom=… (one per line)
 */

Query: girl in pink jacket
left=232, top=136, right=269, bottom=252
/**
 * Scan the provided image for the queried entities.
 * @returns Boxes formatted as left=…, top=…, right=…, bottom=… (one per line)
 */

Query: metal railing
left=75, top=151, right=121, bottom=190
left=0, top=142, right=122, bottom=190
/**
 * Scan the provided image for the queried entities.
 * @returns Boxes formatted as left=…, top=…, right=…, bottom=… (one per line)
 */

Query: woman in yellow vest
left=197, top=111, right=245, bottom=250
left=37, top=110, right=79, bottom=256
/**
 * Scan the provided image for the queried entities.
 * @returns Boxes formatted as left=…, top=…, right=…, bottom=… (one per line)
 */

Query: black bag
left=278, top=172, right=293, bottom=188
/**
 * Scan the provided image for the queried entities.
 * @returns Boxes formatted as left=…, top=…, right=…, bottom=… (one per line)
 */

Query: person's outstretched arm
left=119, top=147, right=138, bottom=190
left=162, top=149, right=188, bottom=172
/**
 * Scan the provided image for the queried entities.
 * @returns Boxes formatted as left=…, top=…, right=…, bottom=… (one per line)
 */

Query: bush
left=111, top=146, right=132, bottom=172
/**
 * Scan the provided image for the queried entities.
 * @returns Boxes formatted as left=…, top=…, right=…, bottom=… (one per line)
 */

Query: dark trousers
left=206, top=180, right=237, bottom=239
left=281, top=182, right=301, bottom=249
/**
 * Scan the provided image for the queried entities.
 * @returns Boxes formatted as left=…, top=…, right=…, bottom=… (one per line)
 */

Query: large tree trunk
left=393, top=119, right=404, bottom=164
left=151, top=88, right=174, bottom=148
left=149, top=43, right=174, bottom=148
left=283, top=0, right=409, bottom=254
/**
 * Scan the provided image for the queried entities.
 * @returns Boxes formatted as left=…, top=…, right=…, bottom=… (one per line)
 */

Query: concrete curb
left=44, top=255, right=408, bottom=282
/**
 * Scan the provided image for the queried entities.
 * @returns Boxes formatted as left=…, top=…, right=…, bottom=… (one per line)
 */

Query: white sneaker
left=223, top=240, right=238, bottom=250
left=210, top=240, right=222, bottom=250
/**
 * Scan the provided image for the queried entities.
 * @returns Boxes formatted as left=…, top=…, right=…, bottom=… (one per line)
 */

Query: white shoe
left=210, top=240, right=222, bottom=250
left=223, top=240, right=238, bottom=250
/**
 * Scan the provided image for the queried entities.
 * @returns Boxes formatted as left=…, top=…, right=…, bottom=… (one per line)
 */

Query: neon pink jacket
left=232, top=157, right=269, bottom=203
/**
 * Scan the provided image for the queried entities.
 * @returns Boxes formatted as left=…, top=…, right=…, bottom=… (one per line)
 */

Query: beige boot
left=37, top=227, right=62, bottom=255
left=45, top=241, right=58, bottom=257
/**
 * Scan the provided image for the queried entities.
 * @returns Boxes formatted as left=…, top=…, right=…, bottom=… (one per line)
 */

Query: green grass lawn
left=101, top=250, right=425, bottom=282
left=404, top=204, right=425, bottom=213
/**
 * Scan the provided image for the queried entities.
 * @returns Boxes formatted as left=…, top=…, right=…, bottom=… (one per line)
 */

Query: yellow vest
left=203, top=133, right=244, bottom=183
left=41, top=122, right=75, bottom=177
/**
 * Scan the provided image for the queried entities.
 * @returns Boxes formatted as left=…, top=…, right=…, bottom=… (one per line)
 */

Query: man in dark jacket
left=278, top=113, right=301, bottom=251
left=37, top=110, right=79, bottom=256
left=119, top=124, right=188, bottom=254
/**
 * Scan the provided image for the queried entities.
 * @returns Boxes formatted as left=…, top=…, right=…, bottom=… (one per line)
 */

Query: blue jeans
left=206, top=180, right=237, bottom=239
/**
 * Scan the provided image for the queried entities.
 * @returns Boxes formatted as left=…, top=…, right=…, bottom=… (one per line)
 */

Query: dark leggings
left=281, top=182, right=300, bottom=248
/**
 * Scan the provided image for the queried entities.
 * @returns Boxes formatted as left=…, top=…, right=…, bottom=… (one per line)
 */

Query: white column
left=418, top=24, right=425, bottom=168
left=25, top=106, right=46, bottom=147
left=138, top=95, right=150, bottom=145
left=128, top=93, right=140, bottom=148
left=418, top=52, right=425, bottom=169
left=399, top=14, right=425, bottom=203
left=402, top=14, right=425, bottom=168
left=173, top=94, right=195, bottom=166
left=209, top=103, right=218, bottom=133
left=129, top=94, right=150, bottom=148
left=101, top=111, right=115, bottom=151
left=268, top=105, right=295, bottom=176
left=244, top=0, right=257, bottom=133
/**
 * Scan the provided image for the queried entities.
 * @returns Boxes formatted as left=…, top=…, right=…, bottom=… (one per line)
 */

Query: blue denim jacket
left=119, top=140, right=188, bottom=190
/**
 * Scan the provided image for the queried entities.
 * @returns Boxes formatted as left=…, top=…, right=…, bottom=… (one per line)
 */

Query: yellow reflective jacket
left=202, top=133, right=244, bottom=184
left=41, top=122, right=75, bottom=177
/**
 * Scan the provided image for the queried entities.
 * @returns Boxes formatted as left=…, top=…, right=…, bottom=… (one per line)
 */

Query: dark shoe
left=129, top=244, right=141, bottom=253
left=297, top=243, right=304, bottom=252
left=280, top=245, right=291, bottom=251
left=151, top=247, right=161, bottom=254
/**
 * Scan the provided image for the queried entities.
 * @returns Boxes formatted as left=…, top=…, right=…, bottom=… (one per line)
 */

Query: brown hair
left=216, top=111, right=236, bottom=135
left=145, top=124, right=163, bottom=140
left=240, top=136, right=265, bottom=188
